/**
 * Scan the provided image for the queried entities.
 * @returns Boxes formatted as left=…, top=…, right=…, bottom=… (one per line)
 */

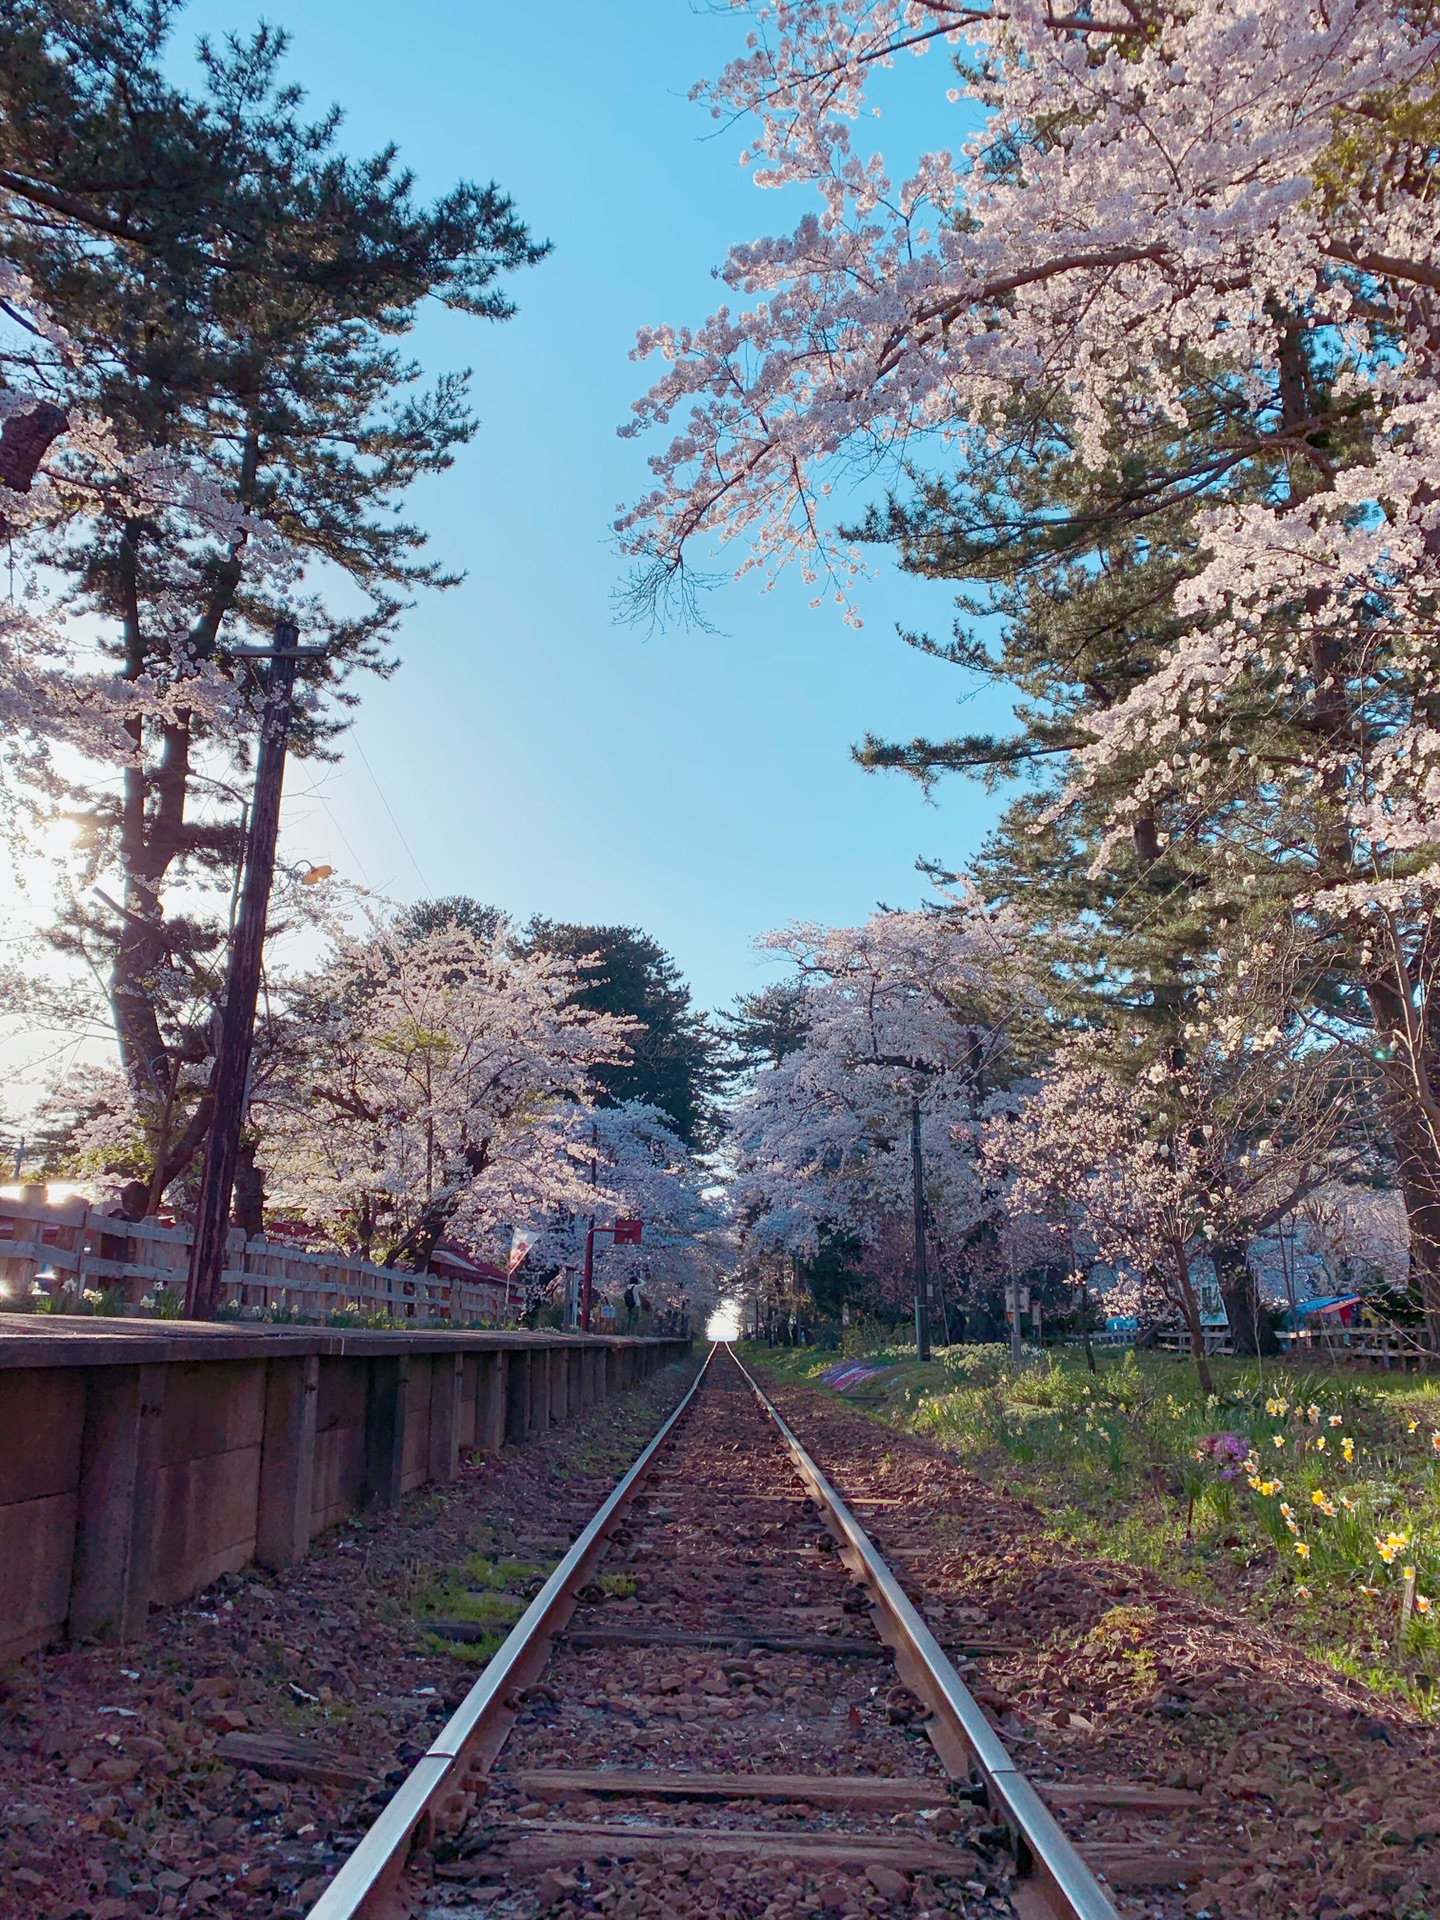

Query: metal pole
left=186, top=621, right=305, bottom=1318
left=581, top=1223, right=596, bottom=1332
left=911, top=1094, right=931, bottom=1362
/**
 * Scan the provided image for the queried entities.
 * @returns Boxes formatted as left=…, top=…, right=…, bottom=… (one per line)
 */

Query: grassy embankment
left=738, top=1338, right=1440, bottom=1709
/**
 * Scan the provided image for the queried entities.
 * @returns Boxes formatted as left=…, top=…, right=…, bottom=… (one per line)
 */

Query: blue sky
left=178, top=0, right=1010, bottom=1013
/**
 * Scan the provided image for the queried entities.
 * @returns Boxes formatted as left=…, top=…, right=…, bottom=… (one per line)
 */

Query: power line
left=289, top=773, right=375, bottom=890
left=351, top=734, right=433, bottom=897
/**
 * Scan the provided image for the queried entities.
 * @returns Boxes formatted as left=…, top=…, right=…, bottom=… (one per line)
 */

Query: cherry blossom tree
left=727, top=896, right=1033, bottom=1314
left=456, top=1101, right=731, bottom=1317
left=0, top=256, right=245, bottom=829
left=990, top=960, right=1371, bottom=1382
left=254, top=918, right=726, bottom=1320
left=624, top=0, right=1436, bottom=590
left=624, top=0, right=1440, bottom=1323
left=258, top=920, right=632, bottom=1268
left=1297, top=1182, right=1410, bottom=1296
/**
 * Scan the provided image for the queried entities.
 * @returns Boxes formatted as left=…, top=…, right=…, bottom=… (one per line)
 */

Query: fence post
left=504, top=1348, right=530, bottom=1444
left=256, top=1354, right=319, bottom=1568
left=429, top=1352, right=464, bottom=1484
left=68, top=1362, right=166, bottom=1643
left=362, top=1355, right=409, bottom=1507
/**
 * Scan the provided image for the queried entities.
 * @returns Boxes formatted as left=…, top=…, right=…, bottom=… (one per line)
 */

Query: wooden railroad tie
left=487, top=1820, right=975, bottom=1874
left=553, top=1624, right=1021, bottom=1658
left=518, top=1769, right=950, bottom=1809
left=518, top=1768, right=1201, bottom=1815
left=214, top=1731, right=372, bottom=1790
left=482, top=1817, right=1223, bottom=1888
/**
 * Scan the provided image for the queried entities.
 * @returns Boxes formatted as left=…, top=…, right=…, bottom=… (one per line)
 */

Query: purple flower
left=1194, top=1431, right=1250, bottom=1480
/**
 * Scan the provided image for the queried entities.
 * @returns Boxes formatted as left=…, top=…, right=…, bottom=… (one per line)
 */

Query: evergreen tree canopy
left=719, top=979, right=811, bottom=1080
left=522, top=919, right=720, bottom=1148
left=396, top=897, right=509, bottom=946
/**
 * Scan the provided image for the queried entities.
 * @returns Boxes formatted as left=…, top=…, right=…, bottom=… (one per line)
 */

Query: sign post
left=581, top=1217, right=642, bottom=1331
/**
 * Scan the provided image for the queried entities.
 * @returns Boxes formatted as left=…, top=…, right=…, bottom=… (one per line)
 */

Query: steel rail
left=729, top=1348, right=1120, bottom=1920
left=307, top=1343, right=718, bottom=1920
left=311, top=1342, right=1119, bottom=1920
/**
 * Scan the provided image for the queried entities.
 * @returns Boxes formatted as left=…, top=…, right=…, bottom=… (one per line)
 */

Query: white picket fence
left=0, top=1191, right=517, bottom=1323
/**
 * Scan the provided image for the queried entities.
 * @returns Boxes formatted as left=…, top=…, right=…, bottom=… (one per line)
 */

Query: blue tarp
left=1282, top=1294, right=1361, bottom=1327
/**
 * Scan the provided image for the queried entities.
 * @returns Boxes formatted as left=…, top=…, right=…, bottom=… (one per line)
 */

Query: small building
left=426, top=1242, right=519, bottom=1322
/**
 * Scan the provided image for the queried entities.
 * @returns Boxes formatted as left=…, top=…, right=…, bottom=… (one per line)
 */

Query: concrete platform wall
left=0, top=1327, right=688, bottom=1661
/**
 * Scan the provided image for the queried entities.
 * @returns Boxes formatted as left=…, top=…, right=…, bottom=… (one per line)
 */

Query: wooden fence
left=1102, top=1321, right=1431, bottom=1368
left=0, top=1191, right=519, bottom=1324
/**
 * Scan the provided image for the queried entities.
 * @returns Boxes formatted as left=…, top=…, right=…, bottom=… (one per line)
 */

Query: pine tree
left=0, top=0, right=546, bottom=1197
left=719, top=980, right=811, bottom=1080
left=522, top=920, right=721, bottom=1148
left=854, top=364, right=1399, bottom=1337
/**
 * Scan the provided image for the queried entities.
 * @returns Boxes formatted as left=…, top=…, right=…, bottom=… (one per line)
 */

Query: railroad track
left=309, top=1347, right=1226, bottom=1920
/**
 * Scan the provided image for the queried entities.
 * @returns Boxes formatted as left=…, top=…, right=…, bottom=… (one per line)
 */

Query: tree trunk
left=1368, top=974, right=1440, bottom=1348
left=1170, top=1242, right=1216, bottom=1394
left=1079, top=1274, right=1097, bottom=1373
left=231, top=1136, right=265, bottom=1239
left=1213, top=1241, right=1279, bottom=1356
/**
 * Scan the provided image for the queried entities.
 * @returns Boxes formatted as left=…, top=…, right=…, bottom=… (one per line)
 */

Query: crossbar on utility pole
left=911, top=1094, right=932, bottom=1362
left=186, top=620, right=317, bottom=1319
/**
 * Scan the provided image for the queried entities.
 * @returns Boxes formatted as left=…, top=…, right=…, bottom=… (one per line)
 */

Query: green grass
left=404, top=1551, right=549, bottom=1650
left=422, top=1629, right=505, bottom=1665
left=741, top=1339, right=1440, bottom=1709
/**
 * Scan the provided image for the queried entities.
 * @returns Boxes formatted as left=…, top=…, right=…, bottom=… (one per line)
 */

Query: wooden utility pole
left=186, top=621, right=314, bottom=1318
left=911, top=1094, right=932, bottom=1362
